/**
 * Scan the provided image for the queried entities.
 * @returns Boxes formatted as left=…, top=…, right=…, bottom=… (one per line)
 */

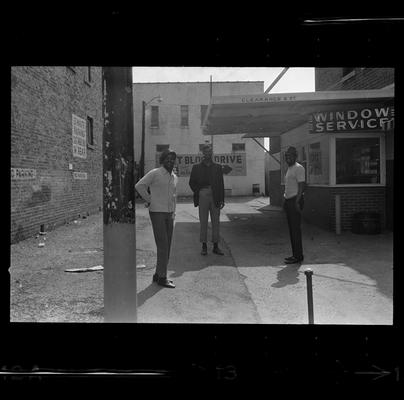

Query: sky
left=132, top=67, right=315, bottom=93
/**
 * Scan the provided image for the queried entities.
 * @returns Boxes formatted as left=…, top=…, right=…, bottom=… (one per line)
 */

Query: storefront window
left=336, top=138, right=380, bottom=184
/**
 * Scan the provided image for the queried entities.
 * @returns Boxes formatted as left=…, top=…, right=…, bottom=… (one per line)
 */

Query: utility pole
left=139, top=100, right=146, bottom=179
left=102, top=67, right=137, bottom=322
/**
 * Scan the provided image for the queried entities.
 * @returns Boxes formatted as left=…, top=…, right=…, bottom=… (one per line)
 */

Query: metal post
left=304, top=268, right=314, bottom=324
left=102, top=67, right=137, bottom=322
left=210, top=75, right=213, bottom=147
left=335, top=194, right=341, bottom=235
left=139, top=100, right=146, bottom=179
left=264, top=67, right=289, bottom=94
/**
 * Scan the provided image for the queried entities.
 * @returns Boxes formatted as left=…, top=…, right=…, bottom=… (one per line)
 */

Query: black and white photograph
left=4, top=8, right=403, bottom=385
left=10, top=66, right=394, bottom=325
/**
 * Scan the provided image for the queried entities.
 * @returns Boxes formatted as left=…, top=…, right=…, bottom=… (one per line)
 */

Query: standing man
left=283, top=146, right=305, bottom=264
left=189, top=144, right=225, bottom=256
left=135, top=149, right=178, bottom=288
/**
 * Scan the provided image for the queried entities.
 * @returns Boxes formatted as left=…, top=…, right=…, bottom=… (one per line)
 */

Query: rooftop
left=132, top=80, right=264, bottom=84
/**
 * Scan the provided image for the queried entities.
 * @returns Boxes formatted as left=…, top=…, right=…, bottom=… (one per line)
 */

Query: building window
left=199, top=143, right=211, bottom=152
left=200, top=105, right=208, bottom=125
left=151, top=106, right=159, bottom=127
left=336, top=137, right=380, bottom=184
left=87, top=117, right=94, bottom=146
left=232, top=143, right=245, bottom=152
left=156, top=144, right=169, bottom=153
left=180, top=105, right=189, bottom=127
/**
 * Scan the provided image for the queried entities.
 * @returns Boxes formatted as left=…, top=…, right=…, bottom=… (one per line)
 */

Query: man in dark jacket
left=189, top=144, right=225, bottom=255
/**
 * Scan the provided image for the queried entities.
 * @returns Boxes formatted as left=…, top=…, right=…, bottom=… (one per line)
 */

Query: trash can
left=351, top=212, right=381, bottom=234
left=252, top=183, right=260, bottom=196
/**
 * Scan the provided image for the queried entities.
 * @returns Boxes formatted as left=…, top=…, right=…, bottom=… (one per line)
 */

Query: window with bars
left=180, top=105, right=189, bottom=127
left=151, top=106, right=159, bottom=127
left=86, top=116, right=94, bottom=146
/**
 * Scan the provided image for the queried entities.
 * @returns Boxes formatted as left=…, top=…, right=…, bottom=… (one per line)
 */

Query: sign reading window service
left=156, top=153, right=247, bottom=176
left=73, top=172, right=88, bottom=180
left=11, top=168, right=36, bottom=180
left=309, top=106, right=394, bottom=133
left=72, top=114, right=87, bottom=158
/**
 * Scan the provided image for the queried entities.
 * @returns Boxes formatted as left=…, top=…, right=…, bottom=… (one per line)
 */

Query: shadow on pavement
left=271, top=264, right=301, bottom=288
left=137, top=283, right=164, bottom=307
left=169, top=221, right=237, bottom=279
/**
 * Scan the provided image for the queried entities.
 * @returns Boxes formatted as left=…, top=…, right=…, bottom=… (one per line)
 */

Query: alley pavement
left=10, top=196, right=393, bottom=324
left=136, top=196, right=393, bottom=325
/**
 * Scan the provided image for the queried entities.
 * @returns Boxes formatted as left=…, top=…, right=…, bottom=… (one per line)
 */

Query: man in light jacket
left=135, top=149, right=178, bottom=288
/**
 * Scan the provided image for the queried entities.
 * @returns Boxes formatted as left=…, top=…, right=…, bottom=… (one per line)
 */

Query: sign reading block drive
left=72, top=114, right=87, bottom=159
left=156, top=153, right=247, bottom=176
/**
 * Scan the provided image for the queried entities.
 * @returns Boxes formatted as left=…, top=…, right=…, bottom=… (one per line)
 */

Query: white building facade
left=133, top=81, right=266, bottom=197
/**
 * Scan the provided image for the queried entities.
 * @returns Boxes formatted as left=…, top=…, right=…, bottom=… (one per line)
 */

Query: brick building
left=11, top=66, right=103, bottom=243
left=203, top=68, right=394, bottom=233
left=279, top=68, right=394, bottom=232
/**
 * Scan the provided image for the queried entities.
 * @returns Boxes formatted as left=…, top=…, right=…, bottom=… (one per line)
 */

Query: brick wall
left=301, top=186, right=386, bottom=232
left=11, top=66, right=103, bottom=243
left=315, top=68, right=394, bottom=91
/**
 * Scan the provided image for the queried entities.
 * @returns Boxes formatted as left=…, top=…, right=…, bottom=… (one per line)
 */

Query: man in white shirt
left=283, top=146, right=305, bottom=264
left=135, top=149, right=178, bottom=288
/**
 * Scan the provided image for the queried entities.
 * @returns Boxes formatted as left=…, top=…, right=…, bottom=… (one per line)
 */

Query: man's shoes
left=156, top=277, right=176, bottom=288
left=284, top=257, right=304, bottom=264
left=212, top=246, right=224, bottom=255
left=284, top=256, right=295, bottom=261
left=201, top=243, right=207, bottom=255
left=152, top=273, right=174, bottom=285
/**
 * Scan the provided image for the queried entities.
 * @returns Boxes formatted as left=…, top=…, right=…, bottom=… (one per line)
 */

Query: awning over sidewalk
left=202, top=88, right=394, bottom=137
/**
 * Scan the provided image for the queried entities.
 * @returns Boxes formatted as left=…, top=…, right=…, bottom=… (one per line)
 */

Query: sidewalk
left=9, top=196, right=393, bottom=324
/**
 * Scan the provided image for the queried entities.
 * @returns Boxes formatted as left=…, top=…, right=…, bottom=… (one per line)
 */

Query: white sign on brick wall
left=72, top=114, right=87, bottom=159
left=73, top=172, right=88, bottom=180
left=11, top=168, right=37, bottom=180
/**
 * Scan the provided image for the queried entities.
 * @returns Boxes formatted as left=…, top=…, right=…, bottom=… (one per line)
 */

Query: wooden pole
left=102, top=67, right=137, bottom=322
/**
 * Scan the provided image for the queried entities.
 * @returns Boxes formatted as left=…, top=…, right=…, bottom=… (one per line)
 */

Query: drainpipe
left=102, top=67, right=137, bottom=322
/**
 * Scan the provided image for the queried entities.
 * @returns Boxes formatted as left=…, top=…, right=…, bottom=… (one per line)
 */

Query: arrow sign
left=353, top=364, right=393, bottom=381
left=222, top=165, right=233, bottom=175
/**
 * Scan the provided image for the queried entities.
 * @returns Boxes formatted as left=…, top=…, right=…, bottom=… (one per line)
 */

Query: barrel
left=351, top=212, right=381, bottom=234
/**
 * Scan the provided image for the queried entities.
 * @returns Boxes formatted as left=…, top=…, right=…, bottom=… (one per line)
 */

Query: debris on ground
left=65, top=265, right=103, bottom=273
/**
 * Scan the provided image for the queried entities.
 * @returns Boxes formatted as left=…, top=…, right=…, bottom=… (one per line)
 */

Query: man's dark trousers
left=284, top=197, right=303, bottom=259
left=149, top=212, right=174, bottom=278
